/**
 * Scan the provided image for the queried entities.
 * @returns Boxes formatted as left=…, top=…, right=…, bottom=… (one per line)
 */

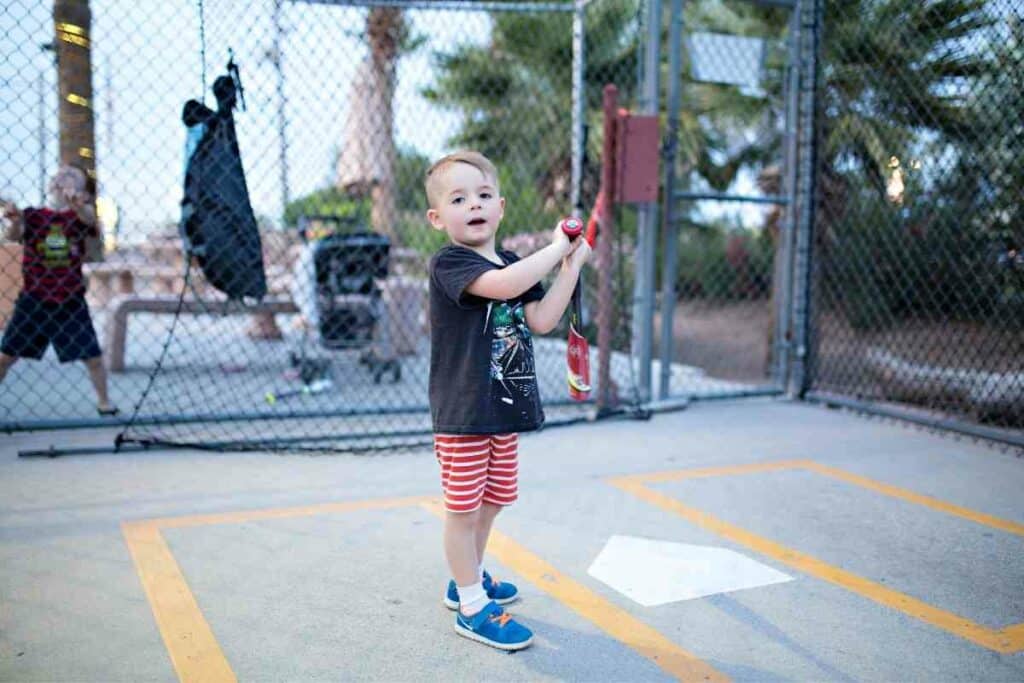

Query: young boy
left=425, top=150, right=590, bottom=650
left=0, top=164, right=118, bottom=416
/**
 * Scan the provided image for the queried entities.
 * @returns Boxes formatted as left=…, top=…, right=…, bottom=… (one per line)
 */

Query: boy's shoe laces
left=490, top=611, right=513, bottom=628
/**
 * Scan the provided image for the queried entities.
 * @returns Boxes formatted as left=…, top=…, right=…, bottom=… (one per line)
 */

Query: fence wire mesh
left=2, top=0, right=1021, bottom=452
left=806, top=0, right=1024, bottom=445
left=0, top=0, right=646, bottom=452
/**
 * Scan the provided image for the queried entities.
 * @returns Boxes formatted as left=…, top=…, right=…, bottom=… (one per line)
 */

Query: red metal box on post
left=614, top=113, right=660, bottom=204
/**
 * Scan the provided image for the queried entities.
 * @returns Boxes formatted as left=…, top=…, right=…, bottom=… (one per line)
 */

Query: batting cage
left=1, top=0, right=1021, bottom=454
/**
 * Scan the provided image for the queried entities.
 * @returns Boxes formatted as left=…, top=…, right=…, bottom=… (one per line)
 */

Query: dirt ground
left=654, top=299, right=773, bottom=382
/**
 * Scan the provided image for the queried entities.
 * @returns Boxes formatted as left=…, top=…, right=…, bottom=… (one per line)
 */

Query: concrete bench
left=105, top=294, right=298, bottom=372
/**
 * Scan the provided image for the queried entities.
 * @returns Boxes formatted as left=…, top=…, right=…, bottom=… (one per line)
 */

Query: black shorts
left=1, top=292, right=102, bottom=363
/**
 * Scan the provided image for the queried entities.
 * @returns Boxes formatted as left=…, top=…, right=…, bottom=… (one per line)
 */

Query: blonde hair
left=424, top=150, right=499, bottom=208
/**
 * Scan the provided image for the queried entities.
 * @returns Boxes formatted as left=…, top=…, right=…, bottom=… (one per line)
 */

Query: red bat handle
left=559, top=217, right=584, bottom=239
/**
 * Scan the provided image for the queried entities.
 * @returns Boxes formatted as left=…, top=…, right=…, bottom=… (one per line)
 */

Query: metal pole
left=570, top=0, right=586, bottom=214
left=632, top=0, right=662, bottom=404
left=658, top=0, right=683, bottom=399
left=788, top=0, right=821, bottom=398
left=272, top=0, right=291, bottom=220
left=774, top=6, right=800, bottom=389
left=596, top=84, right=618, bottom=413
left=38, top=68, right=47, bottom=205
left=38, top=42, right=55, bottom=204
left=804, top=391, right=1024, bottom=451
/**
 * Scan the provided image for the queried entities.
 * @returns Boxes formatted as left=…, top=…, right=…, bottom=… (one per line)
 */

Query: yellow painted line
left=127, top=493, right=726, bottom=681
left=421, top=501, right=728, bottom=682
left=610, top=473, right=1024, bottom=653
left=140, top=495, right=436, bottom=529
left=630, top=460, right=1024, bottom=537
left=122, top=495, right=433, bottom=682
left=122, top=521, right=236, bottom=683
left=798, top=461, right=1024, bottom=537
left=628, top=460, right=805, bottom=483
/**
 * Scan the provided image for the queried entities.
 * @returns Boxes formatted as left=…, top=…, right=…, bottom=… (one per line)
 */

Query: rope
left=197, top=0, right=207, bottom=103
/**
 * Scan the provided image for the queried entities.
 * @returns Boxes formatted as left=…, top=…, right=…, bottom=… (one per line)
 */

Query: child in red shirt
left=0, top=164, right=117, bottom=416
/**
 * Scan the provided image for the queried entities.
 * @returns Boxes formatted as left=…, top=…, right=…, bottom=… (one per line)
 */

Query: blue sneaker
left=444, top=570, right=520, bottom=610
left=454, top=600, right=533, bottom=650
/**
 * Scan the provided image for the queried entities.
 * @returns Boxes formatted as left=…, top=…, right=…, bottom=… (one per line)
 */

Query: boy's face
left=48, top=165, right=87, bottom=207
left=426, top=162, right=505, bottom=249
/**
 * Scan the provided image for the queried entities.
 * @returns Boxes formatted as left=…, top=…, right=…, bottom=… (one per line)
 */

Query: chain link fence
left=2, top=0, right=1021, bottom=452
left=804, top=0, right=1024, bottom=448
left=1, top=0, right=649, bottom=452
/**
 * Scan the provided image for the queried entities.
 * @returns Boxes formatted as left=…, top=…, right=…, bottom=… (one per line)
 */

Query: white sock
left=457, top=582, right=488, bottom=617
left=478, top=563, right=485, bottom=582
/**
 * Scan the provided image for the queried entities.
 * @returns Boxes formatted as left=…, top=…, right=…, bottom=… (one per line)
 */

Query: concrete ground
left=1, top=398, right=1023, bottom=682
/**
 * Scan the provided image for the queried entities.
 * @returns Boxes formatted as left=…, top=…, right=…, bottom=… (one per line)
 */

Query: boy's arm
left=525, top=241, right=591, bottom=335
left=464, top=224, right=572, bottom=301
left=67, top=191, right=97, bottom=228
left=2, top=201, right=23, bottom=242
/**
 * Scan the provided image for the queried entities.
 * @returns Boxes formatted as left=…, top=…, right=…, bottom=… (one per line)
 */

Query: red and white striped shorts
left=434, top=433, right=519, bottom=513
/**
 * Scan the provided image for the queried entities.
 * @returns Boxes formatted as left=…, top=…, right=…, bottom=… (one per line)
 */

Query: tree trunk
left=366, top=8, right=400, bottom=243
left=53, top=0, right=101, bottom=261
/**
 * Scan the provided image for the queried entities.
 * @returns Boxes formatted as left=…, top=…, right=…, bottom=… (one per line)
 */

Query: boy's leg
left=444, top=508, right=489, bottom=616
left=477, top=433, right=518, bottom=560
left=0, top=353, right=17, bottom=383
left=83, top=355, right=115, bottom=412
left=436, top=433, right=533, bottom=650
left=1, top=292, right=49, bottom=377
left=50, top=295, right=115, bottom=413
left=435, top=434, right=490, bottom=613
left=475, top=503, right=502, bottom=570
left=474, top=434, right=520, bottom=604
left=444, top=508, right=482, bottom=588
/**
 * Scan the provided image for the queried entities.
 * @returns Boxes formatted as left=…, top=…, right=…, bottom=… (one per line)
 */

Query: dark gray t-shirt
left=428, top=245, right=546, bottom=434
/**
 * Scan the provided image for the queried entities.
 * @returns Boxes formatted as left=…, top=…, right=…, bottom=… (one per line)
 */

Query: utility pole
left=39, top=42, right=56, bottom=205
left=270, top=0, right=290, bottom=223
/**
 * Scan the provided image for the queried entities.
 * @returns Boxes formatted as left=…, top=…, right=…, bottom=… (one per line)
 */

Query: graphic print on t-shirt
left=39, top=224, right=72, bottom=268
left=487, top=300, right=538, bottom=406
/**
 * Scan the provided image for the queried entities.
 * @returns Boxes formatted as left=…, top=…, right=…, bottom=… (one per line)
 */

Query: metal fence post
left=571, top=0, right=586, bottom=215
left=632, top=0, right=662, bottom=404
left=657, top=0, right=683, bottom=400
left=788, top=0, right=821, bottom=399
left=774, top=4, right=801, bottom=389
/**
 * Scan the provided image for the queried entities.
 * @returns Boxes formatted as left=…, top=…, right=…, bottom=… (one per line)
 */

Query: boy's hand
left=550, top=220, right=572, bottom=255
left=1, top=200, right=22, bottom=241
left=1, top=200, right=19, bottom=224
left=563, top=239, right=591, bottom=272
left=66, top=190, right=90, bottom=211
left=67, top=190, right=97, bottom=225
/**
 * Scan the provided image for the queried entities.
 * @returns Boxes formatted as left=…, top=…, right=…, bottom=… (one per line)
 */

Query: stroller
left=288, top=216, right=401, bottom=388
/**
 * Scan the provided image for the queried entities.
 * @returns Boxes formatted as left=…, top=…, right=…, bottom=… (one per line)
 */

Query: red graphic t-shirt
left=20, top=207, right=98, bottom=303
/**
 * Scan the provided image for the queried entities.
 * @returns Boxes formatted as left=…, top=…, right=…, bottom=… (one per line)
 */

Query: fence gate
left=651, top=0, right=801, bottom=406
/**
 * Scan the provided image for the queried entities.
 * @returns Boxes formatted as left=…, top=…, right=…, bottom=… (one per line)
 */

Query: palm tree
left=366, top=7, right=402, bottom=241
left=813, top=0, right=994, bottom=328
left=53, top=0, right=100, bottom=259
left=423, top=0, right=639, bottom=226
left=817, top=0, right=991, bottom=210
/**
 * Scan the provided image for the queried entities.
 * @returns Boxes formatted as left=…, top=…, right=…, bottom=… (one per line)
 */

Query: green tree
left=816, top=0, right=997, bottom=326
left=423, top=0, right=639, bottom=227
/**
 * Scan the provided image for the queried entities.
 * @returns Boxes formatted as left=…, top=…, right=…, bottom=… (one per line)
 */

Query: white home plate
left=587, top=535, right=793, bottom=606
